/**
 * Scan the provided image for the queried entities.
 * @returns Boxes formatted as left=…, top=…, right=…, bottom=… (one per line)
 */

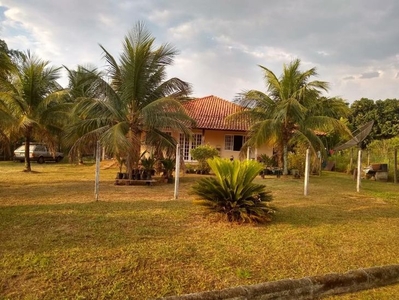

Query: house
left=171, top=95, right=273, bottom=161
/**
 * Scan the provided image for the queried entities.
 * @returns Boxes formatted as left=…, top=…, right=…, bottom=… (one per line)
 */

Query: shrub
left=160, top=158, right=175, bottom=183
left=192, top=158, right=274, bottom=223
left=190, top=145, right=219, bottom=173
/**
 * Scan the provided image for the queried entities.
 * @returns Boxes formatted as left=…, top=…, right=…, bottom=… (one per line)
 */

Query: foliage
left=161, top=158, right=175, bottom=181
left=287, top=145, right=307, bottom=174
left=233, top=59, right=350, bottom=175
left=192, top=158, right=274, bottom=223
left=0, top=51, right=64, bottom=171
left=348, top=98, right=399, bottom=146
left=140, top=157, right=156, bottom=171
left=63, top=65, right=103, bottom=164
left=65, top=22, right=194, bottom=174
left=190, top=144, right=219, bottom=173
left=367, top=137, right=399, bottom=163
left=185, top=163, right=198, bottom=174
left=258, top=153, right=277, bottom=167
left=327, top=138, right=399, bottom=176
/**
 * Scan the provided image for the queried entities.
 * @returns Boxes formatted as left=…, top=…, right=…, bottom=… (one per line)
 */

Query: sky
left=1, top=0, right=399, bottom=104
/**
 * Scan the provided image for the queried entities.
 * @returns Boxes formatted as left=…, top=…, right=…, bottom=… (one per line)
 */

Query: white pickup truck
left=14, top=144, right=64, bottom=164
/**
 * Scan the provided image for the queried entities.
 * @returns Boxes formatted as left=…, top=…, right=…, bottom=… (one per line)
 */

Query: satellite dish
left=334, top=121, right=374, bottom=151
left=332, top=120, right=374, bottom=193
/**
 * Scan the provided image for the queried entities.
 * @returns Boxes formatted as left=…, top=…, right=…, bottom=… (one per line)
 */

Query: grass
left=1, top=161, right=399, bottom=299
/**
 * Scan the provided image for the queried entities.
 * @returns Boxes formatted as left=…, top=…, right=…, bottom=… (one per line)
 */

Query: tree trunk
left=126, top=128, right=142, bottom=178
left=283, top=144, right=288, bottom=175
left=78, top=149, right=84, bottom=165
left=24, top=130, right=32, bottom=172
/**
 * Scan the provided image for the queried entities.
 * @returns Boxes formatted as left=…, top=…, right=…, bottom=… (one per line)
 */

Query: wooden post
left=304, top=148, right=310, bottom=196
left=247, top=146, right=250, bottom=160
left=174, top=144, right=180, bottom=200
left=357, top=149, right=362, bottom=193
left=94, top=141, right=100, bottom=201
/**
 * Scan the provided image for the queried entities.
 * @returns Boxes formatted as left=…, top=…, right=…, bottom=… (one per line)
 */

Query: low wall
left=158, top=264, right=399, bottom=300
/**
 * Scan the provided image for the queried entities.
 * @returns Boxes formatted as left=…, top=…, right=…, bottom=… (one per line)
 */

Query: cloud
left=360, top=71, right=380, bottom=79
left=1, top=0, right=399, bottom=102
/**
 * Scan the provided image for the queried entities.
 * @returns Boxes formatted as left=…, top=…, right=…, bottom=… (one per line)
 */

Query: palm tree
left=234, top=59, right=349, bottom=175
left=0, top=51, right=64, bottom=171
left=0, top=40, right=15, bottom=80
left=67, top=22, right=194, bottom=174
left=63, top=65, right=104, bottom=164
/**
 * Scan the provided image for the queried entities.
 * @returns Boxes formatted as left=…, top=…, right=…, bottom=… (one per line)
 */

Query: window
left=225, top=135, right=247, bottom=151
left=180, top=133, right=202, bottom=161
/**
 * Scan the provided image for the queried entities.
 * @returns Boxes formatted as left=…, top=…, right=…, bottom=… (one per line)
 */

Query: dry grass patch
left=1, top=162, right=399, bottom=299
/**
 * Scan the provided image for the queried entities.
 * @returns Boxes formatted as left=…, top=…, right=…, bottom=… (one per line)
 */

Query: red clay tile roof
left=182, top=95, right=327, bottom=136
left=182, top=95, right=249, bottom=131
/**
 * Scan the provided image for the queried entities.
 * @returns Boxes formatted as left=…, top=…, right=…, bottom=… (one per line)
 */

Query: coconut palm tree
left=67, top=22, right=194, bottom=174
left=234, top=59, right=349, bottom=175
left=62, top=65, right=105, bottom=164
left=0, top=51, right=64, bottom=171
left=0, top=40, right=19, bottom=159
left=0, top=40, right=15, bottom=80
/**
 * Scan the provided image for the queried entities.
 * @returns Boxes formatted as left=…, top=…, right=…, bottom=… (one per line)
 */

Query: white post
left=357, top=149, right=362, bottom=192
left=247, top=146, right=250, bottom=160
left=304, top=148, right=310, bottom=196
left=174, top=144, right=181, bottom=200
left=94, top=140, right=100, bottom=201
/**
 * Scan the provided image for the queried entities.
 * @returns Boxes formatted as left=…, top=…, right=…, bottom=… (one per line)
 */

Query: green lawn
left=1, top=161, right=399, bottom=299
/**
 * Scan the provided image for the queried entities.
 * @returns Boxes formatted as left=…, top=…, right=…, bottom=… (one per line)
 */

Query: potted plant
left=141, top=154, right=156, bottom=180
left=161, top=158, right=175, bottom=183
left=116, top=157, right=127, bottom=179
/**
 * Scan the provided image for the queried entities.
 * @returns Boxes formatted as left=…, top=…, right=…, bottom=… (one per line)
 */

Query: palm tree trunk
left=127, top=128, right=142, bottom=178
left=24, top=128, right=32, bottom=172
left=78, top=149, right=84, bottom=165
left=283, top=144, right=288, bottom=175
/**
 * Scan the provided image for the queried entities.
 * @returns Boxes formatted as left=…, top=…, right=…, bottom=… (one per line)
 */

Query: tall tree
left=0, top=51, right=64, bottom=171
left=349, top=98, right=399, bottom=146
left=66, top=22, right=194, bottom=174
left=0, top=40, right=15, bottom=79
left=63, top=65, right=104, bottom=163
left=234, top=59, right=349, bottom=175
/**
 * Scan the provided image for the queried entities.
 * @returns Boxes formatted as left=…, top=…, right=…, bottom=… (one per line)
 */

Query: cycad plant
left=192, top=157, right=274, bottom=223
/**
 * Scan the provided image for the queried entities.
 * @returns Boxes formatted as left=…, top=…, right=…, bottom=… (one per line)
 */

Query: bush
left=192, top=157, right=274, bottom=223
left=190, top=145, right=219, bottom=174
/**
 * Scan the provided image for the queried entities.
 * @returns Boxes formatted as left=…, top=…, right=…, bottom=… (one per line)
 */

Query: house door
left=179, top=133, right=202, bottom=161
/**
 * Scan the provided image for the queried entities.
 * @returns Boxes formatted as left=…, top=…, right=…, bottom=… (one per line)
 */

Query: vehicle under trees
left=0, top=49, right=65, bottom=171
